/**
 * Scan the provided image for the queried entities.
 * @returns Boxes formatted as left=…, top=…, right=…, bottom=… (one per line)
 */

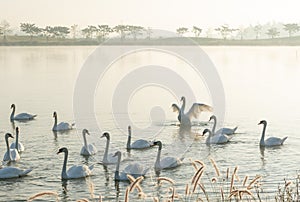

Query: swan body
left=52, top=111, right=74, bottom=131
left=203, top=129, right=231, bottom=144
left=57, top=147, right=93, bottom=179
left=10, top=104, right=37, bottom=121
left=209, top=115, right=238, bottom=135
left=3, top=133, right=20, bottom=162
left=113, top=151, right=148, bottom=181
left=80, top=129, right=97, bottom=156
left=258, top=120, right=288, bottom=147
left=0, top=167, right=32, bottom=179
left=126, top=126, right=154, bottom=149
left=101, top=132, right=118, bottom=164
left=153, top=141, right=183, bottom=170
left=172, top=96, right=213, bottom=127
left=10, top=127, right=25, bottom=152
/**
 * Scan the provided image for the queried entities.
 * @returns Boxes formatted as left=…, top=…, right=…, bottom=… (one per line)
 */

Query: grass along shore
left=2, top=35, right=300, bottom=46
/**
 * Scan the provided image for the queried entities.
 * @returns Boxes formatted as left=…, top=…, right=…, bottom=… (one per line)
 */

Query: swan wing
left=3, top=149, right=20, bottom=162
left=131, top=139, right=153, bottom=149
left=55, top=122, right=72, bottom=131
left=80, top=144, right=97, bottom=156
left=216, top=127, right=238, bottom=135
left=265, top=137, right=288, bottom=146
left=187, top=103, right=213, bottom=119
left=67, top=165, right=92, bottom=179
left=10, top=142, right=25, bottom=152
left=0, top=167, right=32, bottom=179
left=88, top=144, right=97, bottom=155
left=14, top=113, right=37, bottom=120
left=103, top=153, right=118, bottom=164
left=160, top=157, right=181, bottom=169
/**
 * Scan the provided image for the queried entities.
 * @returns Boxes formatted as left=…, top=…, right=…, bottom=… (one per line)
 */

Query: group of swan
left=2, top=100, right=289, bottom=181
left=0, top=127, right=32, bottom=179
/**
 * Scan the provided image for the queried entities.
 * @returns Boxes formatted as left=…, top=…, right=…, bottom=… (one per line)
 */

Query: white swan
left=10, top=127, right=25, bottom=152
left=52, top=111, right=74, bottom=131
left=57, top=147, right=94, bottom=180
left=80, top=129, right=97, bottom=156
left=203, top=129, right=231, bottom=144
left=113, top=151, right=148, bottom=181
left=153, top=141, right=183, bottom=170
left=3, top=133, right=20, bottom=162
left=172, top=96, right=213, bottom=127
left=101, top=132, right=118, bottom=164
left=126, top=126, right=154, bottom=149
left=258, top=120, right=288, bottom=147
left=10, top=104, right=37, bottom=121
left=0, top=167, right=32, bottom=179
left=209, top=115, right=238, bottom=135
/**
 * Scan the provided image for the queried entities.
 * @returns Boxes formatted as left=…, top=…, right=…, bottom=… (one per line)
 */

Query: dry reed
left=209, top=158, right=220, bottom=177
left=27, top=191, right=58, bottom=201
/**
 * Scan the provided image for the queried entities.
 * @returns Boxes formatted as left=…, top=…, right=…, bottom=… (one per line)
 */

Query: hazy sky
left=1, top=0, right=300, bottom=30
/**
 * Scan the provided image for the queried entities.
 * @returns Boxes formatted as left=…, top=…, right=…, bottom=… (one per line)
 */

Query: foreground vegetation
left=27, top=159, right=300, bottom=201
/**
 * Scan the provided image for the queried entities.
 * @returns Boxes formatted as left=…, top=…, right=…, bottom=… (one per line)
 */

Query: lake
left=0, top=46, right=299, bottom=201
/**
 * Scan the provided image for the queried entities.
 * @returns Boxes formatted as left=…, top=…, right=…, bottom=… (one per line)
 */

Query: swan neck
left=206, top=130, right=213, bottom=144
left=155, top=146, right=161, bottom=168
left=126, top=130, right=131, bottom=149
left=15, top=130, right=19, bottom=151
left=103, top=138, right=110, bottom=161
left=10, top=106, right=15, bottom=121
left=180, top=99, right=186, bottom=115
left=83, top=132, right=88, bottom=148
left=260, top=123, right=267, bottom=145
left=53, top=115, right=57, bottom=130
left=212, top=117, right=217, bottom=134
left=5, top=136, right=12, bottom=161
left=62, top=150, right=68, bottom=179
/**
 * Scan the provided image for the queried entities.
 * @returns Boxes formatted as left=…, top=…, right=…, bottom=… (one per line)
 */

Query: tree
left=215, top=25, right=236, bottom=40
left=70, top=24, right=79, bottom=39
left=114, top=25, right=129, bottom=41
left=97, top=25, right=113, bottom=41
left=128, top=25, right=144, bottom=40
left=176, top=27, right=188, bottom=36
left=283, top=23, right=300, bottom=37
left=146, top=27, right=152, bottom=40
left=20, top=23, right=41, bottom=40
left=254, top=24, right=262, bottom=39
left=82, top=25, right=97, bottom=39
left=43, top=26, right=53, bottom=42
left=237, top=26, right=245, bottom=40
left=0, top=20, right=11, bottom=40
left=266, top=27, right=280, bottom=39
left=192, top=26, right=202, bottom=37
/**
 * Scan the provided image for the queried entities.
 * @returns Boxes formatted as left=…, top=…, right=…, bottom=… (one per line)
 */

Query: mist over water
left=0, top=46, right=299, bottom=201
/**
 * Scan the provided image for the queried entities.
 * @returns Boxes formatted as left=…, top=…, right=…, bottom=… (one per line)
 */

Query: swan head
left=171, top=104, right=178, bottom=112
left=101, top=132, right=110, bottom=140
left=16, top=127, right=19, bottom=134
left=153, top=141, right=162, bottom=150
left=180, top=96, right=185, bottom=102
left=209, top=115, right=216, bottom=122
left=53, top=111, right=57, bottom=118
left=5, top=133, right=14, bottom=140
left=258, top=120, right=267, bottom=125
left=113, top=151, right=121, bottom=158
left=82, top=129, right=89, bottom=135
left=57, top=147, right=68, bottom=154
left=128, top=125, right=131, bottom=134
left=10, top=104, right=15, bottom=109
left=202, top=128, right=212, bottom=136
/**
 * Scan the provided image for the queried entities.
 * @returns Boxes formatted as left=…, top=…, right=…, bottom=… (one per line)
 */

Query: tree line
left=0, top=19, right=300, bottom=42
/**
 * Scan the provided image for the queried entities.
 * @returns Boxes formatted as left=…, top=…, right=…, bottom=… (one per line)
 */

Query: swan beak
left=100, top=134, right=105, bottom=138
